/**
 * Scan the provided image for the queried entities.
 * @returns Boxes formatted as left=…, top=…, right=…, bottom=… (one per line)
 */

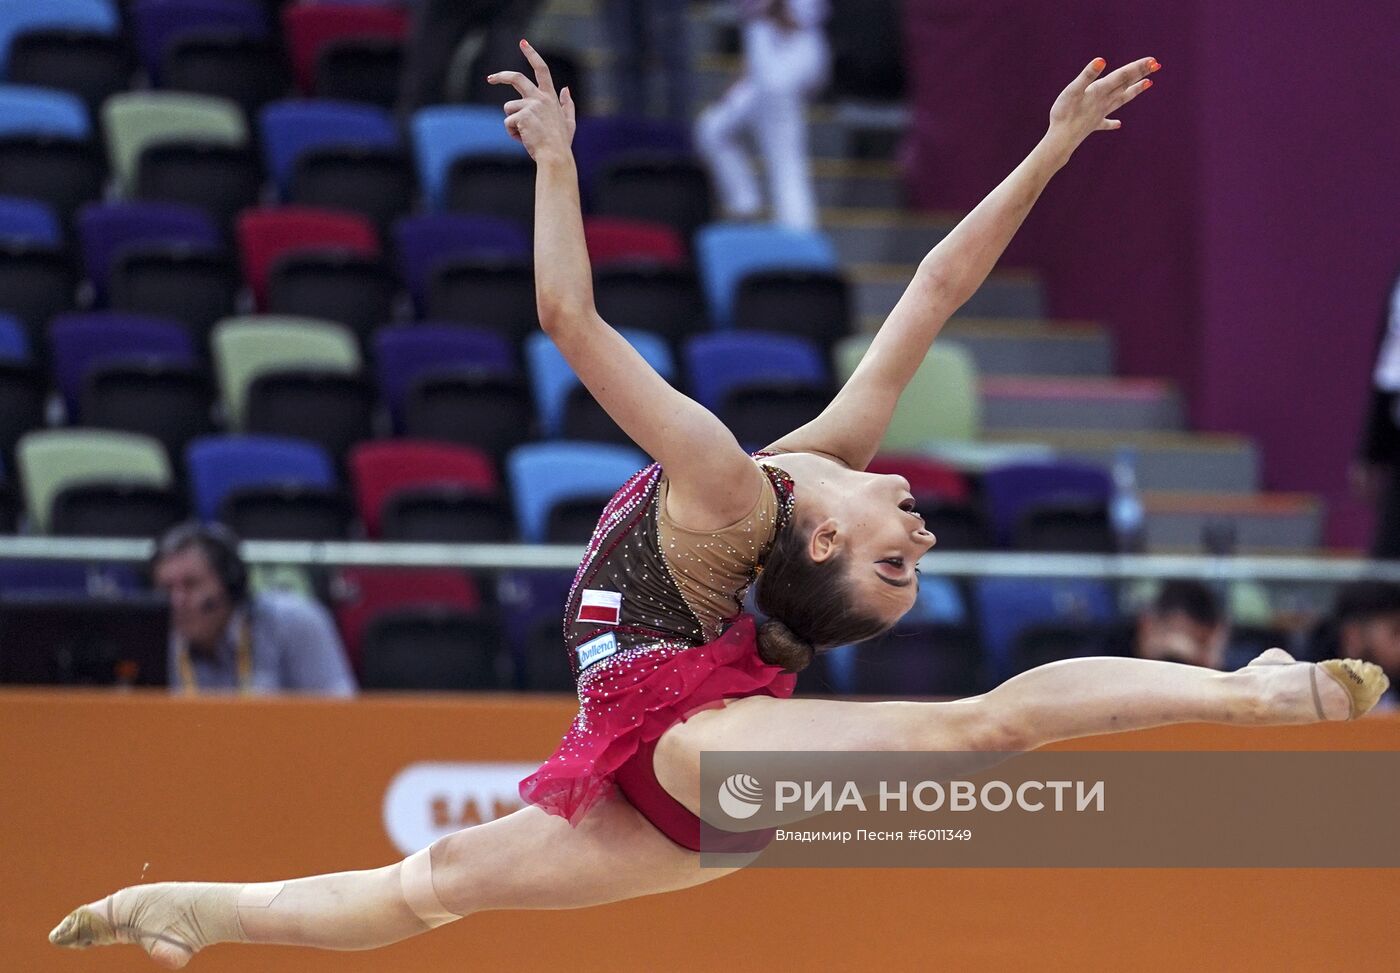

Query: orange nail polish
left=1143, top=79, right=1152, bottom=89
left=1092, top=57, right=1106, bottom=70
left=1149, top=59, right=1161, bottom=72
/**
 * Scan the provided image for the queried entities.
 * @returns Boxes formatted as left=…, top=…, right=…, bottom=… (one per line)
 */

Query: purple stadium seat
left=571, top=116, right=691, bottom=198
left=131, top=0, right=268, bottom=83
left=76, top=201, right=219, bottom=302
left=48, top=312, right=196, bottom=416
left=979, top=461, right=1114, bottom=546
left=374, top=323, right=514, bottom=426
left=392, top=213, right=529, bottom=312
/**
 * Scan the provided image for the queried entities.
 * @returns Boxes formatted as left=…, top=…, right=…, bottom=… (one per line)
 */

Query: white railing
left=2, top=536, right=1399, bottom=582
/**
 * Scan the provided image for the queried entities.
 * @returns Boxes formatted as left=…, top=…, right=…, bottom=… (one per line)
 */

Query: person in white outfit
left=695, top=0, right=830, bottom=230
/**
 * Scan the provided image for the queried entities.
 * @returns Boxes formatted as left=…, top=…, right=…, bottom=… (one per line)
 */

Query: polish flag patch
left=577, top=589, right=622, bottom=626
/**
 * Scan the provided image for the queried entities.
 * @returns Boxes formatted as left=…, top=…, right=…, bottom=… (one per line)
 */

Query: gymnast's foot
left=1246, top=647, right=1390, bottom=721
left=49, top=883, right=245, bottom=969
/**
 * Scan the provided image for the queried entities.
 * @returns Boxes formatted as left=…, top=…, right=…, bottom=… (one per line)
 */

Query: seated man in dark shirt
left=152, top=522, right=356, bottom=696
left=1129, top=579, right=1228, bottom=669
left=1307, top=581, right=1400, bottom=711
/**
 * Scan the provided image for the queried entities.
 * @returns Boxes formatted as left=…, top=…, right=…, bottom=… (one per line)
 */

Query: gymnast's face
left=807, top=471, right=937, bottom=626
left=154, top=545, right=234, bottom=650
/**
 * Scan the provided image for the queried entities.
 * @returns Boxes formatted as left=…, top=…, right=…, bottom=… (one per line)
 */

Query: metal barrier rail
left=1, top=536, right=1399, bottom=582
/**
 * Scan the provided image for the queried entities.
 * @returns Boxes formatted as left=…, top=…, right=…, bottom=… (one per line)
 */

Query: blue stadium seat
left=0, top=84, right=90, bottom=138
left=525, top=329, right=674, bottom=436
left=392, top=213, right=529, bottom=310
left=410, top=105, right=528, bottom=210
left=972, top=576, right=1117, bottom=683
left=506, top=441, right=646, bottom=542
left=48, top=312, right=195, bottom=416
left=694, top=223, right=838, bottom=328
left=131, top=0, right=267, bottom=83
left=0, top=0, right=118, bottom=76
left=0, top=313, right=27, bottom=361
left=374, top=323, right=515, bottom=424
left=682, top=331, right=827, bottom=411
left=0, top=195, right=60, bottom=246
left=185, top=434, right=336, bottom=520
left=258, top=98, right=399, bottom=196
left=980, top=461, right=1114, bottom=546
left=76, top=201, right=219, bottom=302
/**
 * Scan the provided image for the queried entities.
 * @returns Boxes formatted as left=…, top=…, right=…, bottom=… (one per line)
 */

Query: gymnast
left=50, top=41, right=1387, bottom=968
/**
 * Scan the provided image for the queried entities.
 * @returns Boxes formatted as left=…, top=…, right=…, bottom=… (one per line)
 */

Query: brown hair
left=754, top=515, right=892, bottom=673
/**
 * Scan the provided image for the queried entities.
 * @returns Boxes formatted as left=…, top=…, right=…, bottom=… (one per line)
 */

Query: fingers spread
left=1115, top=77, right=1153, bottom=107
left=487, top=69, right=537, bottom=97
left=1075, top=57, right=1107, bottom=91
left=519, top=39, right=554, bottom=93
left=1103, top=56, right=1158, bottom=91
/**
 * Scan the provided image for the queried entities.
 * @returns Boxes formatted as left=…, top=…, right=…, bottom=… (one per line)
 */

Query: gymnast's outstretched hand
left=488, top=39, right=576, bottom=164
left=1046, top=55, right=1160, bottom=156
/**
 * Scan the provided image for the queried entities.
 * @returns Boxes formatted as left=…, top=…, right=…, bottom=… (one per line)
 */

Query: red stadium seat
left=348, top=440, right=498, bottom=538
left=332, top=566, right=483, bottom=677
left=865, top=454, right=971, bottom=503
left=281, top=4, right=410, bottom=94
left=582, top=217, right=686, bottom=268
left=235, top=206, right=379, bottom=309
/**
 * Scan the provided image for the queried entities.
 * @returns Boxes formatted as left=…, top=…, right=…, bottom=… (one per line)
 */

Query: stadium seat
left=290, top=147, right=414, bottom=232
left=0, top=84, right=90, bottom=138
left=360, top=608, right=502, bottom=690
left=50, top=480, right=185, bottom=537
left=185, top=433, right=335, bottom=521
left=129, top=0, right=267, bottom=83
left=865, top=454, right=971, bottom=504
left=683, top=331, right=827, bottom=412
left=381, top=489, right=513, bottom=543
left=0, top=195, right=61, bottom=246
left=506, top=442, right=646, bottom=543
left=543, top=494, right=618, bottom=543
left=109, top=245, right=238, bottom=341
left=980, top=461, right=1114, bottom=547
left=845, top=623, right=983, bottom=696
left=135, top=140, right=262, bottom=231
left=518, top=615, right=576, bottom=691
left=48, top=311, right=195, bottom=415
left=733, top=268, right=852, bottom=349
left=245, top=369, right=375, bottom=466
left=582, top=217, right=686, bottom=268
left=1010, top=620, right=1130, bottom=675
left=374, top=324, right=515, bottom=425
left=0, top=136, right=105, bottom=225
left=221, top=480, right=353, bottom=540
left=570, top=116, right=690, bottom=197
left=76, top=201, right=219, bottom=303
left=719, top=384, right=832, bottom=452
left=1013, top=500, right=1116, bottom=554
left=393, top=213, right=529, bottom=312
left=426, top=257, right=536, bottom=343
left=593, top=156, right=713, bottom=245
left=0, top=362, right=45, bottom=469
left=695, top=223, right=838, bottom=329
left=0, top=476, right=17, bottom=533
left=162, top=33, right=287, bottom=114
left=101, top=91, right=248, bottom=195
left=313, top=37, right=402, bottom=109
left=834, top=336, right=980, bottom=448
left=258, top=99, right=399, bottom=197
left=17, top=428, right=172, bottom=532
left=80, top=360, right=214, bottom=459
left=332, top=566, right=484, bottom=676
left=6, top=29, right=130, bottom=115
left=348, top=440, right=497, bottom=538
left=0, top=244, right=79, bottom=343
left=444, top=154, right=535, bottom=228
left=266, top=250, right=397, bottom=346
left=972, top=576, right=1117, bottom=682
left=280, top=2, right=409, bottom=95
left=402, top=372, right=534, bottom=458
left=0, top=0, right=118, bottom=76
left=593, top=264, right=707, bottom=346
left=0, top=313, right=28, bottom=361
left=526, top=329, right=674, bottom=437
left=234, top=207, right=379, bottom=309
left=410, top=105, right=527, bottom=210
left=210, top=314, right=361, bottom=427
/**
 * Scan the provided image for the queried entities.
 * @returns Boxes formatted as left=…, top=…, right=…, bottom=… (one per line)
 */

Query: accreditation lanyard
left=177, top=614, right=253, bottom=695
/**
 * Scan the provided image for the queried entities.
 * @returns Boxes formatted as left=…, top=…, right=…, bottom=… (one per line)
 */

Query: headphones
left=153, top=521, right=249, bottom=607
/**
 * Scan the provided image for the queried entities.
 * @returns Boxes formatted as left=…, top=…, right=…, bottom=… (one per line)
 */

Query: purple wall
left=903, top=0, right=1400, bottom=547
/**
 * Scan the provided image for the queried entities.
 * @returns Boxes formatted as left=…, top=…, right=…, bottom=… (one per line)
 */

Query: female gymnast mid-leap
left=50, top=41, right=1387, bottom=969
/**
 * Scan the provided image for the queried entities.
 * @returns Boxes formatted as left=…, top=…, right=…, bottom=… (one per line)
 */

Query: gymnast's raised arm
left=766, top=55, right=1161, bottom=469
left=490, top=41, right=765, bottom=530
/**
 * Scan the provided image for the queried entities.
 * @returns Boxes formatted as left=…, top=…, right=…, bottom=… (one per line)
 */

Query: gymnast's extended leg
left=49, top=789, right=734, bottom=968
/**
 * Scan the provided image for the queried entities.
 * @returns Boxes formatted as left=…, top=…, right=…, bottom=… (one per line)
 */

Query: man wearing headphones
left=152, top=522, right=356, bottom=696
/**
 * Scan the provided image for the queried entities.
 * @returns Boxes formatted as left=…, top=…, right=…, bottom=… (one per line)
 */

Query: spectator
left=152, top=522, right=356, bottom=696
left=1130, top=579, right=1228, bottom=669
left=398, top=0, right=544, bottom=113
left=602, top=0, right=690, bottom=123
left=695, top=0, right=830, bottom=230
left=1307, top=581, right=1400, bottom=710
left=1352, top=270, right=1400, bottom=557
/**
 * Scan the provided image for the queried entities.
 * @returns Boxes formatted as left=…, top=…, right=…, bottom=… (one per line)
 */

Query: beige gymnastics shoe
left=1317, top=659, right=1391, bottom=721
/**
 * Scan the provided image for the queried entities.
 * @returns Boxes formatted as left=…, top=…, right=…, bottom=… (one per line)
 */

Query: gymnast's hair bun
left=758, top=618, right=815, bottom=674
